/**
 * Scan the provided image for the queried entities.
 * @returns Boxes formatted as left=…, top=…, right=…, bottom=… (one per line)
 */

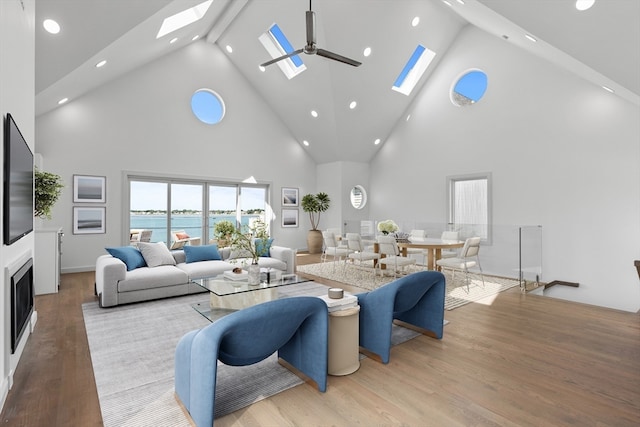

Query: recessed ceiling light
left=374, top=138, right=381, bottom=145
left=58, top=98, right=68, bottom=105
left=525, top=34, right=537, bottom=42
left=226, top=45, right=233, bottom=53
left=575, top=0, right=595, bottom=11
left=95, top=60, right=107, bottom=68
left=303, top=140, right=310, bottom=146
left=349, top=101, right=357, bottom=109
left=602, top=85, right=614, bottom=93
left=170, top=37, right=178, bottom=44
left=406, top=114, right=411, bottom=121
left=258, top=65, right=266, bottom=72
left=411, top=17, right=420, bottom=27
left=442, top=0, right=453, bottom=7
left=456, top=0, right=465, bottom=4
left=311, top=110, right=318, bottom=118
left=43, top=19, right=60, bottom=34
left=156, top=0, right=213, bottom=39
left=363, top=47, right=372, bottom=57
left=192, top=35, right=200, bottom=41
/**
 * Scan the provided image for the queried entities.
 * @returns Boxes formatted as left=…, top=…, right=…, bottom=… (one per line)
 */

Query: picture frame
left=281, top=209, right=299, bottom=228
left=281, top=187, right=299, bottom=207
left=73, top=207, right=106, bottom=234
left=73, top=175, right=106, bottom=203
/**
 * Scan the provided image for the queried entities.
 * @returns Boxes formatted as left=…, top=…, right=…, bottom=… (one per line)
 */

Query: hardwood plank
left=1, top=253, right=638, bottom=427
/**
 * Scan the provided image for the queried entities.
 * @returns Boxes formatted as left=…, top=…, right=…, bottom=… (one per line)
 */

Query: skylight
left=392, top=44, right=436, bottom=96
left=156, top=0, right=212, bottom=39
left=258, top=23, right=306, bottom=79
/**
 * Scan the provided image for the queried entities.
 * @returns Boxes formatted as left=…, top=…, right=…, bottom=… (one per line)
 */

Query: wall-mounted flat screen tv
left=4, top=113, right=34, bottom=245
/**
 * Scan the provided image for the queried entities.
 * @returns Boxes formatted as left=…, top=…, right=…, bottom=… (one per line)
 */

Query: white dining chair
left=440, top=231, right=460, bottom=259
left=435, top=236, right=485, bottom=292
left=406, top=229, right=427, bottom=266
left=375, top=235, right=416, bottom=278
left=321, top=231, right=353, bottom=271
left=346, top=233, right=380, bottom=277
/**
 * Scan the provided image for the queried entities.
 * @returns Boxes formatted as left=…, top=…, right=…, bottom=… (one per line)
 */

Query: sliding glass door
left=128, top=176, right=269, bottom=247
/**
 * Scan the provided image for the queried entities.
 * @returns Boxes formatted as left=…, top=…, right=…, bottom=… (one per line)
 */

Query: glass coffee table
left=191, top=273, right=329, bottom=321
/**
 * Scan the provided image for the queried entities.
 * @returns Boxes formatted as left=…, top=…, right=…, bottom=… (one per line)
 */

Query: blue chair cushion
left=106, top=246, right=147, bottom=271
left=254, top=238, right=274, bottom=257
left=184, top=244, right=222, bottom=263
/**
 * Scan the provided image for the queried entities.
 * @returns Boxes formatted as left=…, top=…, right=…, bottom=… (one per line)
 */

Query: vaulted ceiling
left=35, top=0, right=639, bottom=164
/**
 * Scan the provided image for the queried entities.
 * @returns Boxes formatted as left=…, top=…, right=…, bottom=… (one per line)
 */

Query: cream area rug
left=296, top=262, right=520, bottom=310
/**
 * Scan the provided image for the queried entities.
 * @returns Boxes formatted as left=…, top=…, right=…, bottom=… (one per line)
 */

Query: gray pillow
left=137, top=242, right=176, bottom=267
left=229, top=248, right=253, bottom=260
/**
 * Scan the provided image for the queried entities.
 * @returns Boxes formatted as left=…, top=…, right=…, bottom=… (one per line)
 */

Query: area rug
left=82, top=291, right=425, bottom=426
left=82, top=294, right=304, bottom=427
left=296, top=262, right=520, bottom=310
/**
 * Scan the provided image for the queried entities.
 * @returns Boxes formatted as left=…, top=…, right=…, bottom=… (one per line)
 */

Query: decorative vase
left=307, top=230, right=323, bottom=254
left=248, top=263, right=260, bottom=285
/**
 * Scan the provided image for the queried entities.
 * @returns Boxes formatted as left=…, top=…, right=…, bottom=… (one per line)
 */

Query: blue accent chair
left=356, top=270, right=446, bottom=364
left=175, top=297, right=328, bottom=427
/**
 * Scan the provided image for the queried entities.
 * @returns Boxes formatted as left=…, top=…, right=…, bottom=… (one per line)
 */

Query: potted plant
left=229, top=219, right=270, bottom=284
left=213, top=220, right=236, bottom=247
left=301, top=192, right=330, bottom=254
left=35, top=168, right=64, bottom=219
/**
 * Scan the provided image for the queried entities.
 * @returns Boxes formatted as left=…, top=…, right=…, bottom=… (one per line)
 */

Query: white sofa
left=95, top=245, right=296, bottom=307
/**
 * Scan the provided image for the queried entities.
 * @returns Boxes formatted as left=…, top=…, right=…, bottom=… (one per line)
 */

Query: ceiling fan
left=260, top=0, right=362, bottom=68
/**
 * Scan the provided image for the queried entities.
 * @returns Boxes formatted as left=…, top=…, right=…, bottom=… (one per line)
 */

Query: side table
left=328, top=305, right=360, bottom=376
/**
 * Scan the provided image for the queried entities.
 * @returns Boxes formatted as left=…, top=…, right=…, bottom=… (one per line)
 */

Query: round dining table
left=396, top=238, right=464, bottom=270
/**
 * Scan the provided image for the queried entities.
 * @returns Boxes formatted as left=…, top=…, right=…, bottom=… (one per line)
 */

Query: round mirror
left=350, top=185, right=367, bottom=209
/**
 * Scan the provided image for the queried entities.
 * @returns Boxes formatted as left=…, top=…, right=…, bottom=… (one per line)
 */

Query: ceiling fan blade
left=316, top=49, right=362, bottom=67
left=261, top=48, right=304, bottom=67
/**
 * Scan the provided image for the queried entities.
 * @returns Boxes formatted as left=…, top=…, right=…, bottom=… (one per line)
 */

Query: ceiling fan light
left=575, top=0, right=595, bottom=11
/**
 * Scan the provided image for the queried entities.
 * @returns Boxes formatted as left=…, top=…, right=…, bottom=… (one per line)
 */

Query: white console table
left=34, top=228, right=63, bottom=295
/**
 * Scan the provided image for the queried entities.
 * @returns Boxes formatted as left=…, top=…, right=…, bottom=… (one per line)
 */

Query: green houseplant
left=301, top=192, right=330, bottom=254
left=34, top=168, right=64, bottom=219
left=228, top=218, right=270, bottom=284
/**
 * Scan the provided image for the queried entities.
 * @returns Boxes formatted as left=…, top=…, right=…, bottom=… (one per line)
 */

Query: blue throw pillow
left=106, top=246, right=147, bottom=271
left=184, top=244, right=222, bottom=263
left=255, top=238, right=274, bottom=257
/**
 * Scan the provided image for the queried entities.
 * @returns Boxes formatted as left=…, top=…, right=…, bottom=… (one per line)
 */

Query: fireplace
left=11, top=258, right=33, bottom=354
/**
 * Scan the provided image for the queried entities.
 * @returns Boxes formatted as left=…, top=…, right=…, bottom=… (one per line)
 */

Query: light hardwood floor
left=1, top=252, right=639, bottom=426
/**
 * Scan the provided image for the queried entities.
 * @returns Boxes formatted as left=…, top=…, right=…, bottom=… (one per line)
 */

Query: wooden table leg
left=434, top=249, right=442, bottom=271
left=427, top=249, right=435, bottom=270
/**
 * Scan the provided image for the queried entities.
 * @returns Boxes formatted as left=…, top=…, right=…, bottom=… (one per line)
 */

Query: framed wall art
left=281, top=209, right=298, bottom=228
left=73, top=175, right=106, bottom=203
left=281, top=187, right=298, bottom=207
left=73, top=207, right=106, bottom=234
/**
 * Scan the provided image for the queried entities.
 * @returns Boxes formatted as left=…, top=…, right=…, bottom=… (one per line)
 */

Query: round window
left=451, top=69, right=488, bottom=106
left=191, top=89, right=225, bottom=124
left=350, top=185, right=367, bottom=209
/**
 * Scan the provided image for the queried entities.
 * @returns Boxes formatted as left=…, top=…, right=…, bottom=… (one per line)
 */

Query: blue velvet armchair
left=356, top=270, right=446, bottom=364
left=175, top=296, right=328, bottom=427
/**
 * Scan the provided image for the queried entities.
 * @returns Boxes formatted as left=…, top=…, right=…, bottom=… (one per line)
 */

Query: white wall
left=35, top=41, right=317, bottom=271
left=370, top=26, right=640, bottom=312
left=0, top=0, right=35, bottom=410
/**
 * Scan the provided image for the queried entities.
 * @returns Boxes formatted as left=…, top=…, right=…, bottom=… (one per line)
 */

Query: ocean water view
left=130, top=214, right=260, bottom=243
